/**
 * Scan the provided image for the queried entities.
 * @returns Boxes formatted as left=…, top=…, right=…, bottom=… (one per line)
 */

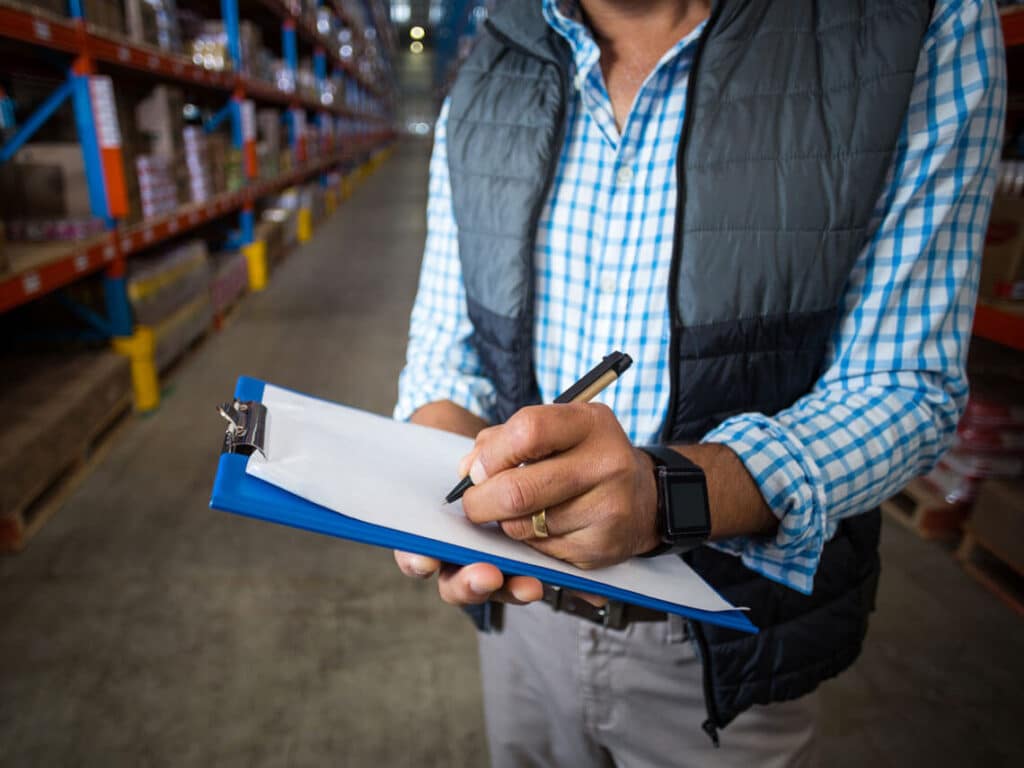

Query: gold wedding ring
left=532, top=509, right=549, bottom=538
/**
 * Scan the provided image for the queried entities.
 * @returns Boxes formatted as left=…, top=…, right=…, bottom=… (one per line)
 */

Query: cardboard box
left=1, top=143, right=92, bottom=218
left=135, top=86, right=185, bottom=157
left=968, top=479, right=1024, bottom=573
left=0, top=352, right=130, bottom=517
left=981, top=197, right=1024, bottom=301
left=84, top=0, right=125, bottom=35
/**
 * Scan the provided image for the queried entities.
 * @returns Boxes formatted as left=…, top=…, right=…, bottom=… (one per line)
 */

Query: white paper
left=246, top=384, right=741, bottom=614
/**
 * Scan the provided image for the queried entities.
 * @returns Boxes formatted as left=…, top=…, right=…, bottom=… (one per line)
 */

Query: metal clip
left=217, top=399, right=268, bottom=456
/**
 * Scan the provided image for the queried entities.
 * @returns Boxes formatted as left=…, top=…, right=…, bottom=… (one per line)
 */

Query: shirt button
left=600, top=274, right=617, bottom=293
left=616, top=166, right=634, bottom=185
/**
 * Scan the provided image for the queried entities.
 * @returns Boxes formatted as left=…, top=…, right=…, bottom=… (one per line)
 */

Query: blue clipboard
left=210, top=376, right=756, bottom=634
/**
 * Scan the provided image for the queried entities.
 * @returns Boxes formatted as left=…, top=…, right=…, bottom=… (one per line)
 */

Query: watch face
left=659, top=472, right=711, bottom=538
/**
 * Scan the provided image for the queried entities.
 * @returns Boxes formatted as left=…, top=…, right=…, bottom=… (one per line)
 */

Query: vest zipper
left=661, top=4, right=722, bottom=443
left=484, top=19, right=570, bottom=410
left=666, top=5, right=726, bottom=748
left=690, top=620, right=723, bottom=747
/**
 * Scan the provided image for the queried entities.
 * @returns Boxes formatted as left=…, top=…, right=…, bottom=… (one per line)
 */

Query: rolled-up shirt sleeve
left=394, top=101, right=497, bottom=424
left=701, top=0, right=1006, bottom=594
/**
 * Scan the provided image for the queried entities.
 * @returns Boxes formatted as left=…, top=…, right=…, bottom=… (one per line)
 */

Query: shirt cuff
left=701, top=413, right=830, bottom=595
left=393, top=368, right=497, bottom=425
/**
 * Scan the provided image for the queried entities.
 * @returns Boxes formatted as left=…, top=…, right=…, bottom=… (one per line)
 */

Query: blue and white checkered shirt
left=395, top=0, right=1006, bottom=593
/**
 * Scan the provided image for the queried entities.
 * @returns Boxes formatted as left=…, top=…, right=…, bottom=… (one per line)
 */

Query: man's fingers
left=472, top=403, right=597, bottom=481
left=394, top=550, right=441, bottom=578
left=438, top=562, right=505, bottom=604
left=463, top=449, right=598, bottom=525
left=435, top=563, right=545, bottom=606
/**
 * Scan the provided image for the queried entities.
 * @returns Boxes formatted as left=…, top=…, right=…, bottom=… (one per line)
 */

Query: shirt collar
left=542, top=0, right=707, bottom=79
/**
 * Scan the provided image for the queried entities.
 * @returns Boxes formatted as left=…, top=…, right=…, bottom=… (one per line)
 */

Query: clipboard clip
left=217, top=399, right=267, bottom=457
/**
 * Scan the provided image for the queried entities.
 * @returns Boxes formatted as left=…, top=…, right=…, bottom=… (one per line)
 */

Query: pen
left=443, top=351, right=634, bottom=504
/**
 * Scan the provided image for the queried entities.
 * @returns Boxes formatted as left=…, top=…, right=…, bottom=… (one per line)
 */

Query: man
left=394, top=0, right=1004, bottom=764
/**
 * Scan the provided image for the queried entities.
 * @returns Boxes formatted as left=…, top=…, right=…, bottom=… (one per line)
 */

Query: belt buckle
left=544, top=585, right=628, bottom=630
left=597, top=600, right=627, bottom=630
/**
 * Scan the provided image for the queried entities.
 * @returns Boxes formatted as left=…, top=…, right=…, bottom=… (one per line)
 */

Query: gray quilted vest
left=446, top=0, right=932, bottom=740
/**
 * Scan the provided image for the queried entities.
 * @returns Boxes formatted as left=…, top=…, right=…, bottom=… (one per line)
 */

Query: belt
left=541, top=584, right=667, bottom=631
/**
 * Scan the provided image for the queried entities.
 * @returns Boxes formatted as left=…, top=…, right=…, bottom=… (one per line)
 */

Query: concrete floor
left=1, top=140, right=1022, bottom=767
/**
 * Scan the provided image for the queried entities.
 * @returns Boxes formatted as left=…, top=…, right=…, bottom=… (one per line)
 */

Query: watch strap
left=637, top=445, right=710, bottom=558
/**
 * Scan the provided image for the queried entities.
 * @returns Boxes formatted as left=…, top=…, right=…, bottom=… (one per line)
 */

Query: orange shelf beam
left=1002, top=8, right=1024, bottom=48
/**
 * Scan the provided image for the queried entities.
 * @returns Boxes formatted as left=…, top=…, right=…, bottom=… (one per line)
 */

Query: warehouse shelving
left=0, top=0, right=397, bottom=413
left=0, top=5, right=386, bottom=122
left=0, top=133, right=386, bottom=313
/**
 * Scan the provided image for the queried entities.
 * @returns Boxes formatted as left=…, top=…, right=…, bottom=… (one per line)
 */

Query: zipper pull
left=702, top=719, right=720, bottom=748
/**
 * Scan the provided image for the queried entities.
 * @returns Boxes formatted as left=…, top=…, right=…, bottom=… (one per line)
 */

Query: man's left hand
left=458, top=403, right=661, bottom=570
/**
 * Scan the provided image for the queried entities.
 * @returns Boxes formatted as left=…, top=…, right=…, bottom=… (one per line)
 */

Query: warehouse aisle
left=1, top=140, right=1022, bottom=767
left=0, top=139, right=488, bottom=767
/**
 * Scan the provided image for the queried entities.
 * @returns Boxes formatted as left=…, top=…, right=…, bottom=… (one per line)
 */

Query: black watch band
left=637, top=445, right=711, bottom=557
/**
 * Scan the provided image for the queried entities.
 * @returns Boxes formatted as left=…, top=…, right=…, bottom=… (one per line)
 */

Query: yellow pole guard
left=243, top=240, right=268, bottom=291
left=297, top=209, right=313, bottom=243
left=112, top=327, right=160, bottom=412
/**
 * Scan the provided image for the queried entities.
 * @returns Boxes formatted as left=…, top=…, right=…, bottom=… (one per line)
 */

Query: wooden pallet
left=881, top=478, right=970, bottom=539
left=957, top=533, right=1024, bottom=616
left=0, top=394, right=131, bottom=553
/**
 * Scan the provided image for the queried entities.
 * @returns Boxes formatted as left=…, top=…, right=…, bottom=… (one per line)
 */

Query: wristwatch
left=637, top=445, right=711, bottom=557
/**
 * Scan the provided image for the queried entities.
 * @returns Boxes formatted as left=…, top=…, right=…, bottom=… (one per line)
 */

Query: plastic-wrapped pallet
left=127, top=239, right=211, bottom=326
left=925, top=378, right=1024, bottom=504
left=209, top=250, right=248, bottom=314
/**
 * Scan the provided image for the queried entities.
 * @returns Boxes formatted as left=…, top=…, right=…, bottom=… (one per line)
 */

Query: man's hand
left=458, top=403, right=661, bottom=569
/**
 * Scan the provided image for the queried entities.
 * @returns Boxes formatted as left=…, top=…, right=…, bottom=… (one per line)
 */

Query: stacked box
left=0, top=142, right=106, bottom=238
left=982, top=197, right=1024, bottom=301
left=125, top=0, right=182, bottom=51
left=0, top=143, right=92, bottom=218
left=209, top=250, right=248, bottom=314
left=136, top=86, right=185, bottom=160
left=257, top=109, right=282, bottom=180
left=136, top=155, right=179, bottom=218
left=83, top=0, right=125, bottom=35
left=206, top=133, right=229, bottom=195
left=966, top=479, right=1024, bottom=574
left=5, top=218, right=106, bottom=242
left=189, top=20, right=260, bottom=74
left=152, top=293, right=212, bottom=370
left=183, top=127, right=215, bottom=202
left=0, top=352, right=130, bottom=518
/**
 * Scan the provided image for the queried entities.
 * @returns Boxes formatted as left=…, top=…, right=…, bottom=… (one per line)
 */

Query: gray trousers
left=478, top=600, right=817, bottom=768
